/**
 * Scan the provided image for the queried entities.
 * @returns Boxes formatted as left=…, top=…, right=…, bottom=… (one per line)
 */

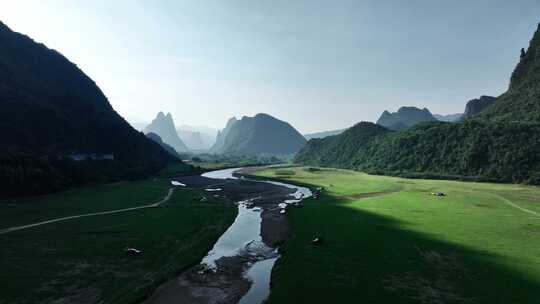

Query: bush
left=275, top=169, right=296, bottom=176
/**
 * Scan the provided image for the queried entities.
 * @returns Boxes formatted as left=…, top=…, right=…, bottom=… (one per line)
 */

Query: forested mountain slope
left=296, top=24, right=540, bottom=184
left=0, top=21, right=182, bottom=197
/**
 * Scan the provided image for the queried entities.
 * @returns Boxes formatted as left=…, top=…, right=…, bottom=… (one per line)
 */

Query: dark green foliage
left=155, top=161, right=197, bottom=178
left=146, top=132, right=181, bottom=159
left=0, top=183, right=236, bottom=304
left=365, top=120, right=540, bottom=183
left=296, top=120, right=540, bottom=184
left=481, top=23, right=540, bottom=122
left=274, top=169, right=295, bottom=176
left=0, top=21, right=181, bottom=197
left=190, top=153, right=285, bottom=168
left=0, top=150, right=179, bottom=197
left=295, top=122, right=390, bottom=168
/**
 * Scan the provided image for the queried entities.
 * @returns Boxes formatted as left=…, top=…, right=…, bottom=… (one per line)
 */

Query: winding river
left=200, top=168, right=312, bottom=304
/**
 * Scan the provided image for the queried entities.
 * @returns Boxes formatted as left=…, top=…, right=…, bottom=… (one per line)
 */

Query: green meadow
left=0, top=179, right=236, bottom=304
left=255, top=167, right=540, bottom=304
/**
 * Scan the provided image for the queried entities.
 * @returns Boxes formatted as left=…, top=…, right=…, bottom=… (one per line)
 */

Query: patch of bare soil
left=143, top=256, right=251, bottom=304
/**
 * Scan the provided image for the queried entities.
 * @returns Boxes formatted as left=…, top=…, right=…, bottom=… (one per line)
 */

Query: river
left=145, top=167, right=312, bottom=304
left=201, top=167, right=312, bottom=304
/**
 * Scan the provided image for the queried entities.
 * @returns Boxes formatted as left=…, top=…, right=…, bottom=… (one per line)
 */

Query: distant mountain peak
left=226, top=117, right=238, bottom=126
left=145, top=112, right=188, bottom=152
left=254, top=113, right=273, bottom=119
left=211, top=113, right=306, bottom=155
left=0, top=21, right=10, bottom=31
left=463, top=96, right=496, bottom=119
left=377, top=106, right=437, bottom=131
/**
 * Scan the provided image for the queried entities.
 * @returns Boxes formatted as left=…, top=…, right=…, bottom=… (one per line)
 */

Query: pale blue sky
left=1, top=1, right=539, bottom=133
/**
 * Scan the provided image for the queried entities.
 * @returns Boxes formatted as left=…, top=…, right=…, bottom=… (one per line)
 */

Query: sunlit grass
left=255, top=167, right=540, bottom=303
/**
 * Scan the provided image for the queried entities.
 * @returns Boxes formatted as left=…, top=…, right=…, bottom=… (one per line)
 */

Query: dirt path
left=0, top=188, right=175, bottom=235
left=340, top=187, right=540, bottom=217
left=493, top=193, right=540, bottom=217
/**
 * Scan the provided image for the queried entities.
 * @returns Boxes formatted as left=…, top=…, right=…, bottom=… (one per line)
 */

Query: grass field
left=0, top=179, right=236, bottom=304
left=154, top=161, right=197, bottom=177
left=255, top=167, right=540, bottom=304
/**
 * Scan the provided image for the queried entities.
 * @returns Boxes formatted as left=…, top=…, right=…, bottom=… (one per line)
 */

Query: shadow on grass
left=269, top=194, right=540, bottom=304
left=0, top=188, right=236, bottom=304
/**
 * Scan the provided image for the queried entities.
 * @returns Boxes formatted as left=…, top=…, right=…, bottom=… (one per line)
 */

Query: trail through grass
left=255, top=167, right=540, bottom=304
left=0, top=179, right=236, bottom=304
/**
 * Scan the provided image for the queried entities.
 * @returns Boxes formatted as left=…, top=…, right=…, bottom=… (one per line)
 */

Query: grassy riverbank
left=0, top=179, right=236, bottom=304
left=255, top=167, right=540, bottom=304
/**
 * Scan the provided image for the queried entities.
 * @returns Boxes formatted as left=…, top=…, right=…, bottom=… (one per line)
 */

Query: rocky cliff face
left=144, top=112, right=188, bottom=152
left=481, top=23, right=540, bottom=122
left=462, top=96, right=496, bottom=119
left=376, top=107, right=437, bottom=131
left=211, top=117, right=238, bottom=153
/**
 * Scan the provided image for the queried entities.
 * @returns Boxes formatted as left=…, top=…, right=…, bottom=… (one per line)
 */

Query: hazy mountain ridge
left=129, top=120, right=217, bottom=150
left=211, top=117, right=239, bottom=153
left=376, top=107, right=437, bottom=131
left=434, top=113, right=463, bottom=122
left=146, top=132, right=181, bottom=158
left=211, top=114, right=306, bottom=155
left=462, top=96, right=496, bottom=119
left=304, top=129, right=346, bottom=140
left=177, top=129, right=215, bottom=150
left=178, top=124, right=218, bottom=137
left=144, top=112, right=188, bottom=152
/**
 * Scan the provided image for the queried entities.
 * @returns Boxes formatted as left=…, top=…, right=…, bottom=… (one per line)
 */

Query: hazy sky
left=1, top=1, right=539, bottom=133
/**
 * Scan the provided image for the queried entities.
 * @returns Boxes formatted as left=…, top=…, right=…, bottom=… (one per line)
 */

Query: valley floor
left=254, top=167, right=540, bottom=304
left=3, top=166, right=540, bottom=304
left=0, top=179, right=236, bottom=304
